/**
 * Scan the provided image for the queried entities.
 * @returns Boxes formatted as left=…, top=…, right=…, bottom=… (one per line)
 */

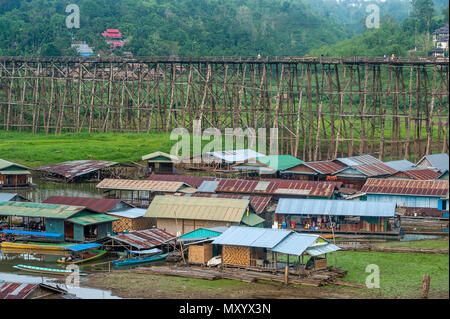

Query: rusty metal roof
left=96, top=179, right=191, bottom=192
left=149, top=175, right=340, bottom=198
left=34, top=160, right=119, bottom=179
left=148, top=174, right=215, bottom=188
left=334, top=155, right=397, bottom=177
left=0, top=282, right=38, bottom=299
left=145, top=195, right=250, bottom=223
left=43, top=196, right=124, bottom=214
left=180, top=193, right=271, bottom=214
left=109, top=228, right=176, bottom=249
left=303, top=161, right=347, bottom=175
left=361, top=178, right=449, bottom=197
left=396, top=169, right=442, bottom=180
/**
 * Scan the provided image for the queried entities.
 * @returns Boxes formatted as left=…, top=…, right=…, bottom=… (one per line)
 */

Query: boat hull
left=1, top=241, right=72, bottom=252
left=112, top=253, right=169, bottom=267
left=13, top=264, right=86, bottom=276
left=57, top=250, right=107, bottom=264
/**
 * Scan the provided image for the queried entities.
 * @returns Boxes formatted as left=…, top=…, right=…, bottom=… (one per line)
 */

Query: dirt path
left=83, top=270, right=374, bottom=299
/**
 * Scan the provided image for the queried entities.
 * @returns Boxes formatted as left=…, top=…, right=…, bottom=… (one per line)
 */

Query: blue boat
left=112, top=252, right=169, bottom=267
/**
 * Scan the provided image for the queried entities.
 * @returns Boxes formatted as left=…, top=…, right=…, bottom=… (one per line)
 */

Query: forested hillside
left=0, top=0, right=354, bottom=57
left=310, top=0, right=449, bottom=56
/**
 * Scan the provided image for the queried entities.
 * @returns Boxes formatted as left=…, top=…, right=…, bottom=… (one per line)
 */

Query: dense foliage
left=311, top=0, right=449, bottom=57
left=0, top=0, right=354, bottom=57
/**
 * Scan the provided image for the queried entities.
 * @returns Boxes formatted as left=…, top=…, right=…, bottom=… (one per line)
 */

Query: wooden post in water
left=422, top=274, right=431, bottom=299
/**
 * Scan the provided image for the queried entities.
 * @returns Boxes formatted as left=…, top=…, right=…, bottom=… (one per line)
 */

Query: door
left=64, top=222, right=74, bottom=240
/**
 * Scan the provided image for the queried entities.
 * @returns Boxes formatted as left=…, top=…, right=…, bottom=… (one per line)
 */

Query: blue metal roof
left=212, top=226, right=292, bottom=248
left=306, top=243, right=341, bottom=256
left=0, top=229, right=63, bottom=238
left=384, top=160, right=415, bottom=171
left=0, top=193, right=17, bottom=202
left=66, top=243, right=102, bottom=251
left=275, top=198, right=396, bottom=217
left=271, top=232, right=319, bottom=255
left=212, top=226, right=338, bottom=256
left=418, top=153, right=449, bottom=171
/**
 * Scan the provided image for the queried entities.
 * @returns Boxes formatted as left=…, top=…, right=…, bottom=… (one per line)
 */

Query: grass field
left=374, top=238, right=449, bottom=250
left=326, top=250, right=449, bottom=298
left=0, top=131, right=174, bottom=167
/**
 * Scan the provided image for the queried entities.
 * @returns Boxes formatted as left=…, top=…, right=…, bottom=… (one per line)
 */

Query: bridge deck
left=0, top=56, right=448, bottom=65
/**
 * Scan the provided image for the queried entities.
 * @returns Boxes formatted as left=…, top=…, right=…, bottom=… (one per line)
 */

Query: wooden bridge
left=0, top=56, right=448, bottom=161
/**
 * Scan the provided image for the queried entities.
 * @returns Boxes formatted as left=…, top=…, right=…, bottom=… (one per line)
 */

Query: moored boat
left=57, top=243, right=107, bottom=264
left=13, top=264, right=87, bottom=276
left=0, top=241, right=73, bottom=251
left=112, top=252, right=169, bottom=267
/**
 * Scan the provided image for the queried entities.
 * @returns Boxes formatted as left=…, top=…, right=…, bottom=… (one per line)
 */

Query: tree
left=411, top=0, right=435, bottom=54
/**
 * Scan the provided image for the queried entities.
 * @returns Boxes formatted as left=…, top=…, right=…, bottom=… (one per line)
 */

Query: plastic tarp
left=0, top=229, right=63, bottom=238
left=66, top=243, right=102, bottom=251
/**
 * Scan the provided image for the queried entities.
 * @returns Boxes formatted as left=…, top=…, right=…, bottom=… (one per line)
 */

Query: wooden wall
left=188, top=243, right=213, bottom=264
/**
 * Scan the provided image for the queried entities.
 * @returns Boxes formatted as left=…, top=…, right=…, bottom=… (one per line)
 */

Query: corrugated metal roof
left=212, top=226, right=292, bottom=248
left=275, top=198, right=397, bottom=217
left=141, top=151, right=179, bottom=162
left=398, top=169, right=442, bottom=180
left=240, top=212, right=265, bottom=226
left=306, top=243, right=341, bottom=256
left=34, top=160, right=119, bottom=179
left=352, top=162, right=397, bottom=177
left=207, top=149, right=265, bottom=163
left=384, top=160, right=415, bottom=171
left=43, top=196, right=123, bottom=214
left=67, top=212, right=119, bottom=226
left=416, top=153, right=449, bottom=172
left=0, top=201, right=85, bottom=219
left=148, top=174, right=215, bottom=188
left=212, top=226, right=335, bottom=256
left=180, top=228, right=224, bottom=240
left=96, top=179, right=190, bottom=192
left=234, top=155, right=304, bottom=172
left=0, top=193, right=17, bottom=202
left=0, top=170, right=31, bottom=175
left=0, top=282, right=38, bottom=299
left=197, top=181, right=220, bottom=193
left=181, top=193, right=271, bottom=214
left=0, top=159, right=29, bottom=171
left=336, top=154, right=382, bottom=166
left=271, top=232, right=319, bottom=255
left=109, top=228, right=176, bottom=249
left=107, top=207, right=146, bottom=219
left=149, top=175, right=340, bottom=198
left=361, top=178, right=449, bottom=197
left=145, top=195, right=250, bottom=223
left=304, top=161, right=347, bottom=175
left=335, top=154, right=397, bottom=177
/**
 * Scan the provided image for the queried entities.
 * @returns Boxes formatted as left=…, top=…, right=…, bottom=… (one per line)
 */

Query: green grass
left=327, top=250, right=449, bottom=298
left=0, top=131, right=174, bottom=167
left=375, top=238, right=449, bottom=250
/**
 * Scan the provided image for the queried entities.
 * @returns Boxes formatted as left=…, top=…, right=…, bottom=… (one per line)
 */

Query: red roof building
left=101, top=29, right=122, bottom=38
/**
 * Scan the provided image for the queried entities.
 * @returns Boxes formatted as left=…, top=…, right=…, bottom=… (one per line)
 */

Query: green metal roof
left=0, top=201, right=85, bottom=219
left=67, top=211, right=119, bottom=225
left=142, top=151, right=179, bottom=162
left=145, top=195, right=250, bottom=223
left=0, top=159, right=29, bottom=171
left=240, top=212, right=265, bottom=227
left=180, top=228, right=223, bottom=239
left=249, top=155, right=304, bottom=171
